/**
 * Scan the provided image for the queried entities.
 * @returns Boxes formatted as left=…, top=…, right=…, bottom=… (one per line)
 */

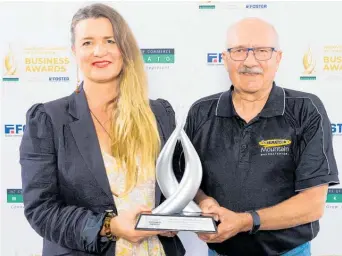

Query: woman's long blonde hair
left=71, top=3, right=161, bottom=195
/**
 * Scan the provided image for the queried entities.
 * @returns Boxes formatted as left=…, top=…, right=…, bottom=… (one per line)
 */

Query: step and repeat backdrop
left=1, top=1, right=341, bottom=256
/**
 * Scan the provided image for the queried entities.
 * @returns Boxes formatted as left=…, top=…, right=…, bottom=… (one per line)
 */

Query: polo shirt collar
left=215, top=82, right=285, bottom=118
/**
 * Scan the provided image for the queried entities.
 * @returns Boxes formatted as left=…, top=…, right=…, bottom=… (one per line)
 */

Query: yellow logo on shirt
left=259, top=139, right=292, bottom=148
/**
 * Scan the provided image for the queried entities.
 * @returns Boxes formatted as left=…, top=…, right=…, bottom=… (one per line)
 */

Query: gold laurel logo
left=4, top=45, right=17, bottom=76
left=303, top=47, right=316, bottom=74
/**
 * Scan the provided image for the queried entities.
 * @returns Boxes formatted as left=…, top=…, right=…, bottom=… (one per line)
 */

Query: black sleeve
left=158, top=98, right=176, bottom=137
left=19, top=104, right=111, bottom=253
left=295, top=96, right=340, bottom=191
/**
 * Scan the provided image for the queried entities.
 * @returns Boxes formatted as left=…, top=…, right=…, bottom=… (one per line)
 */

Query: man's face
left=222, top=23, right=282, bottom=93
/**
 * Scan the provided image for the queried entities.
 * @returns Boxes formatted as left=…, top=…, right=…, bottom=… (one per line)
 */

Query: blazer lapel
left=66, top=89, right=169, bottom=208
left=68, top=85, right=113, bottom=202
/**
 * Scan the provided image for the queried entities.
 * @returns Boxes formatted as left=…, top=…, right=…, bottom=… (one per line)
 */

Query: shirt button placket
left=239, top=128, right=250, bottom=166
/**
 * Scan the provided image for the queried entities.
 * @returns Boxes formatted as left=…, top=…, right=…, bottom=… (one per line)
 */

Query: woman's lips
left=92, top=61, right=111, bottom=68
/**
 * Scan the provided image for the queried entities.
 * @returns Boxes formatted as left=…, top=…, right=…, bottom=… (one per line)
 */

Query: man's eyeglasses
left=227, top=47, right=277, bottom=61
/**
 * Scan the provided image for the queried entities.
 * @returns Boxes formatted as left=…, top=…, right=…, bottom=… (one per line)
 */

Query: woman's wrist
left=101, top=210, right=118, bottom=241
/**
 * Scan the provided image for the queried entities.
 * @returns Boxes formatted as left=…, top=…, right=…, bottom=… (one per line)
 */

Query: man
left=174, top=18, right=339, bottom=256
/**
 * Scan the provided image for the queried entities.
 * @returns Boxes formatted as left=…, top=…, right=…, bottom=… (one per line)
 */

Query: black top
left=174, top=83, right=339, bottom=255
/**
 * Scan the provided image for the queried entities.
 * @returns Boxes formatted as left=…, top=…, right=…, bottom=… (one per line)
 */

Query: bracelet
left=104, top=210, right=118, bottom=241
left=248, top=210, right=260, bottom=235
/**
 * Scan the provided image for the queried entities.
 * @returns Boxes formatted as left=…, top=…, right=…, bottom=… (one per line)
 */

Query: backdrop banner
left=1, top=2, right=341, bottom=255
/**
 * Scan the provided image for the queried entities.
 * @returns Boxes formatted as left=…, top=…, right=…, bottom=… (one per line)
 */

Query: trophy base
left=135, top=212, right=217, bottom=233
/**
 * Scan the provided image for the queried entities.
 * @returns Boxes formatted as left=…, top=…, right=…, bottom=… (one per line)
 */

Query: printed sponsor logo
left=141, top=48, right=175, bottom=71
left=246, top=4, right=267, bottom=9
left=49, top=76, right=69, bottom=82
left=207, top=53, right=223, bottom=65
left=7, top=189, right=23, bottom=203
left=259, top=139, right=291, bottom=156
left=332, top=123, right=342, bottom=135
left=4, top=124, right=25, bottom=136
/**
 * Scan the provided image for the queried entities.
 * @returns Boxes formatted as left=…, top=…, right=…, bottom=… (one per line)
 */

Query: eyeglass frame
left=226, top=47, right=277, bottom=61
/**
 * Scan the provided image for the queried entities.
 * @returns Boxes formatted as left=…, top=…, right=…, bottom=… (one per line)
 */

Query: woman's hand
left=110, top=205, right=168, bottom=243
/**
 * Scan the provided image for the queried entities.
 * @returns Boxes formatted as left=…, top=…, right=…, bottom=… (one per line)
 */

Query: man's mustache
left=238, top=66, right=264, bottom=75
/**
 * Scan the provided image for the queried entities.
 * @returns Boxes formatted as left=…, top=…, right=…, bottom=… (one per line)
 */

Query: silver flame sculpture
left=152, top=112, right=202, bottom=216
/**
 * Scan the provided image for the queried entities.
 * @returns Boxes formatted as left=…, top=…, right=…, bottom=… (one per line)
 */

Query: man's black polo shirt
left=174, top=83, right=339, bottom=255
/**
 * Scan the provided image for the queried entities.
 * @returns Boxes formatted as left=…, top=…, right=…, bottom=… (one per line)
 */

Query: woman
left=19, top=3, right=185, bottom=256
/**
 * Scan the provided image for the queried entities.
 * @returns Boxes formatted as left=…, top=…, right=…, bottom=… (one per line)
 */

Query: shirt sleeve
left=294, top=96, right=340, bottom=191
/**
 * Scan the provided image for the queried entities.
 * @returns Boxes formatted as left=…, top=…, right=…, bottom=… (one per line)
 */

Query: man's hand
left=199, top=196, right=220, bottom=213
left=198, top=206, right=252, bottom=243
left=198, top=195, right=220, bottom=221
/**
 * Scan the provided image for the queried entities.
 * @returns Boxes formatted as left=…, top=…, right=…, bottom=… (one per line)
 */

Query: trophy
left=135, top=111, right=217, bottom=233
